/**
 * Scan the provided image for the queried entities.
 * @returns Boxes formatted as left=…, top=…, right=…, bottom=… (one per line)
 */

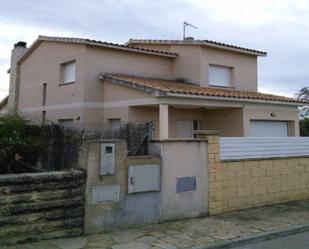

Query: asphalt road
left=232, top=231, right=309, bottom=249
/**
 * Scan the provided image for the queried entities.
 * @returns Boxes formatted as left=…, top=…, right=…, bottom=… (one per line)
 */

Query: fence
left=220, top=137, right=309, bottom=160
left=17, top=122, right=151, bottom=172
left=66, top=121, right=153, bottom=156
left=195, top=131, right=309, bottom=215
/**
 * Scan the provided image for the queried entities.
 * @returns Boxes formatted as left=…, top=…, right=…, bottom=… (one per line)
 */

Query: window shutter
left=63, top=62, right=76, bottom=84
left=209, top=65, right=231, bottom=87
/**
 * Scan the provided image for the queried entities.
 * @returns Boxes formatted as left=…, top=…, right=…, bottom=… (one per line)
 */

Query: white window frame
left=209, top=65, right=232, bottom=87
left=61, top=61, right=76, bottom=85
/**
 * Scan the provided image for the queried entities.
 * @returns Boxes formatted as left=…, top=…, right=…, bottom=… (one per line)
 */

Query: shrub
left=300, top=118, right=309, bottom=136
left=0, top=112, right=43, bottom=173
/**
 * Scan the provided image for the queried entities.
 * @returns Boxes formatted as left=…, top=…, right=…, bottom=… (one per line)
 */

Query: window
left=61, top=61, right=76, bottom=84
left=58, top=119, right=74, bottom=127
left=176, top=120, right=202, bottom=138
left=209, top=65, right=232, bottom=87
left=109, top=119, right=121, bottom=133
left=193, top=120, right=201, bottom=131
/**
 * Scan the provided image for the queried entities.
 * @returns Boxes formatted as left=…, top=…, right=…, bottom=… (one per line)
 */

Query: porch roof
left=101, top=74, right=307, bottom=105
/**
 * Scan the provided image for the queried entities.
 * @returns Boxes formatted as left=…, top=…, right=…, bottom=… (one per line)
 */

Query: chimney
left=184, top=37, right=195, bottom=41
left=8, top=41, right=28, bottom=110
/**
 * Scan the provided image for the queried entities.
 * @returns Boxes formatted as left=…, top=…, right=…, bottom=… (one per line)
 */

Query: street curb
left=190, top=223, right=309, bottom=249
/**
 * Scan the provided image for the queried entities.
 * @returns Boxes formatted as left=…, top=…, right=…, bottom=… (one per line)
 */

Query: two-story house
left=8, top=36, right=305, bottom=138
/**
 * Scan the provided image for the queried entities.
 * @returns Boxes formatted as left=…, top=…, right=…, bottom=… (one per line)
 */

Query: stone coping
left=194, top=130, right=221, bottom=136
left=150, top=138, right=205, bottom=143
left=83, top=139, right=125, bottom=143
left=221, top=155, right=309, bottom=162
left=128, top=155, right=161, bottom=159
left=0, top=170, right=85, bottom=184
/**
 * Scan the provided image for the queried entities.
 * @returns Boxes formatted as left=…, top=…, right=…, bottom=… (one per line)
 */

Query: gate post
left=195, top=131, right=223, bottom=215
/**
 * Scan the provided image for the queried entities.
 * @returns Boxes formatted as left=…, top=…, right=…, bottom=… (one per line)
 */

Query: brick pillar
left=195, top=130, right=223, bottom=215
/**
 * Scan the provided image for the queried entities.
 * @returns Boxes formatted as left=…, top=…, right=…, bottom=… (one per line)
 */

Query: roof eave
left=165, top=92, right=304, bottom=106
left=100, top=74, right=303, bottom=106
left=127, top=39, right=267, bottom=57
left=17, top=39, right=41, bottom=64
left=99, top=74, right=167, bottom=96
left=201, top=43, right=267, bottom=57
left=18, top=36, right=177, bottom=64
left=86, top=41, right=177, bottom=58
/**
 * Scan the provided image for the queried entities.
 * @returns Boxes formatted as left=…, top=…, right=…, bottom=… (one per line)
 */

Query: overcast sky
left=0, top=0, right=309, bottom=101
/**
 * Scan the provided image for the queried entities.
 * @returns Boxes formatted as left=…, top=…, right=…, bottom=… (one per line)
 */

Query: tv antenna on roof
left=183, top=21, right=198, bottom=40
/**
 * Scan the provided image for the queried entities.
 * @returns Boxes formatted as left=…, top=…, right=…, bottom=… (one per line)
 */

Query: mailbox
left=100, top=143, right=115, bottom=175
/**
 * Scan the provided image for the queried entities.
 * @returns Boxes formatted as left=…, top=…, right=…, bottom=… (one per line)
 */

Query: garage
left=250, top=120, right=288, bottom=137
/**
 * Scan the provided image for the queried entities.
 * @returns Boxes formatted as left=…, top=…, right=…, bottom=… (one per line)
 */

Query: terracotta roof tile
left=38, top=36, right=178, bottom=57
left=104, top=74, right=306, bottom=105
left=127, top=39, right=267, bottom=56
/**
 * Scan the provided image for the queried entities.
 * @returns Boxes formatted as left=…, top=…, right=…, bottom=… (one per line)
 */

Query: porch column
left=159, top=104, right=169, bottom=139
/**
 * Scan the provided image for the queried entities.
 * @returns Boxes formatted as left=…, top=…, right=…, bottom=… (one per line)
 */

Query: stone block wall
left=0, top=171, right=85, bottom=246
left=195, top=131, right=309, bottom=215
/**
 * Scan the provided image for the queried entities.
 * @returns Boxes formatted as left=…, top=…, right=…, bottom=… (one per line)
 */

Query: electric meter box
left=128, top=164, right=160, bottom=194
left=100, top=143, right=115, bottom=176
left=92, top=185, right=120, bottom=204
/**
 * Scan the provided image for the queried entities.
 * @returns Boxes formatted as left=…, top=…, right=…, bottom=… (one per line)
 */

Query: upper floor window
left=209, top=65, right=232, bottom=87
left=61, top=61, right=76, bottom=84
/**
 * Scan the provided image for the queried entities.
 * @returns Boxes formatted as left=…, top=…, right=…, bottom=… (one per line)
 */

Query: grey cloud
left=0, top=0, right=308, bottom=96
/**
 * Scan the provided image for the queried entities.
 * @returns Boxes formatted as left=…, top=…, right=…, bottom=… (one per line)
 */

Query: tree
left=295, top=87, right=309, bottom=119
left=295, top=87, right=309, bottom=136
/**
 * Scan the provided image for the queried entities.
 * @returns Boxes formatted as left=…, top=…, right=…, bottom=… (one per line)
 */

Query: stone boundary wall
left=195, top=131, right=309, bottom=215
left=0, top=170, right=85, bottom=246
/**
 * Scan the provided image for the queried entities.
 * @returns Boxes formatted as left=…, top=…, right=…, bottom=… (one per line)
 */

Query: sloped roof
left=102, top=74, right=306, bottom=105
left=127, top=39, right=267, bottom=56
left=19, top=36, right=178, bottom=63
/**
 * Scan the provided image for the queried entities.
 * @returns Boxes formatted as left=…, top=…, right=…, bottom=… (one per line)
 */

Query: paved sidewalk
left=2, top=199, right=309, bottom=249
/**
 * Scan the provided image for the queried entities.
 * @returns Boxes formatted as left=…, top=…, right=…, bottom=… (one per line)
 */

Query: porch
left=128, top=103, right=299, bottom=139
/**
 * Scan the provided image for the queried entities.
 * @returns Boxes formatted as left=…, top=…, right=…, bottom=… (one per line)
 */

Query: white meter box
left=92, top=185, right=120, bottom=204
left=128, top=165, right=160, bottom=194
left=100, top=143, right=115, bottom=175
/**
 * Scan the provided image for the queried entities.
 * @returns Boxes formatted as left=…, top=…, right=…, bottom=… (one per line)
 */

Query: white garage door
left=250, top=121, right=288, bottom=137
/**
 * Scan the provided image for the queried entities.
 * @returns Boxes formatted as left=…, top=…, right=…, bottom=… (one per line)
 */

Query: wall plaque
left=176, top=176, right=196, bottom=193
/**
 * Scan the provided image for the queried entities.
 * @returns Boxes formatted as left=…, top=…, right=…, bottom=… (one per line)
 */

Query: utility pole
left=183, top=21, right=198, bottom=40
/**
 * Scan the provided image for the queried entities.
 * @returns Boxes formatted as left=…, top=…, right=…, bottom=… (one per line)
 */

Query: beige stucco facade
left=13, top=37, right=300, bottom=137
left=129, top=43, right=258, bottom=91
